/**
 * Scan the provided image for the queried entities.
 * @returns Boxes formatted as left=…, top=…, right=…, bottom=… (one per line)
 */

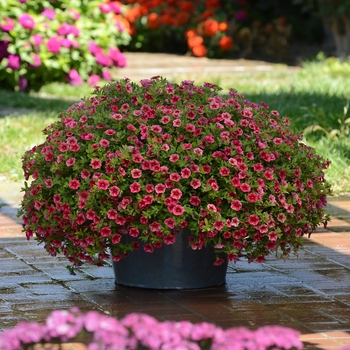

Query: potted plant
left=19, top=76, right=331, bottom=289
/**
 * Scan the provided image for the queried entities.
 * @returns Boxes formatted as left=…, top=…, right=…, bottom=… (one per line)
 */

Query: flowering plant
left=119, top=0, right=292, bottom=59
left=0, top=0, right=130, bottom=91
left=19, top=76, right=331, bottom=272
left=0, top=308, right=303, bottom=350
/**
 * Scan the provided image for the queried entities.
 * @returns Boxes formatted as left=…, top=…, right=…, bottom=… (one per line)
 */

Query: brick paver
left=1, top=186, right=350, bottom=349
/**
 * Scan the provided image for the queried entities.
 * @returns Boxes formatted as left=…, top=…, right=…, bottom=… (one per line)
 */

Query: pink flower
left=193, top=148, right=203, bottom=156
left=19, top=14, right=35, bottom=30
left=90, top=159, right=101, bottom=169
left=107, top=209, right=118, bottom=219
left=231, top=177, right=240, bottom=187
left=230, top=200, right=242, bottom=211
left=277, top=213, right=286, bottom=223
left=164, top=218, right=175, bottom=229
left=181, top=168, right=191, bottom=178
left=97, top=179, right=109, bottom=190
left=268, top=231, right=278, bottom=241
left=169, top=173, right=181, bottom=182
left=253, top=163, right=264, bottom=172
left=100, top=226, right=111, bottom=237
left=0, top=17, right=14, bottom=32
left=264, top=170, right=274, bottom=180
left=99, top=139, right=110, bottom=148
left=239, top=183, right=251, bottom=192
left=189, top=196, right=201, bottom=206
left=131, top=169, right=142, bottom=178
left=247, top=193, right=259, bottom=203
left=213, top=220, right=224, bottom=230
left=67, top=69, right=82, bottom=85
left=164, top=235, right=176, bottom=244
left=155, top=184, right=166, bottom=193
left=69, top=179, right=80, bottom=189
left=129, top=228, right=140, bottom=237
left=219, top=167, right=230, bottom=177
left=130, top=182, right=141, bottom=193
left=248, top=214, right=260, bottom=226
left=190, top=179, right=201, bottom=189
left=170, top=188, right=182, bottom=200
left=172, top=205, right=185, bottom=216
left=66, top=158, right=76, bottom=167
left=149, top=222, right=161, bottom=232
left=144, top=244, right=154, bottom=253
left=169, top=154, right=179, bottom=162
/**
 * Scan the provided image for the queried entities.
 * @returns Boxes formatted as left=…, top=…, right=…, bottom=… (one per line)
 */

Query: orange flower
left=192, top=44, right=207, bottom=57
left=219, top=36, right=233, bottom=50
left=147, top=12, right=161, bottom=29
left=185, top=28, right=197, bottom=38
left=187, top=35, right=203, bottom=48
left=219, top=21, right=228, bottom=32
left=203, top=18, right=219, bottom=36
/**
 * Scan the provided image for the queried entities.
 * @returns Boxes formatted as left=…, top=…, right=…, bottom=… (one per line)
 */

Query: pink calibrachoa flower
left=130, top=182, right=141, bottom=193
left=97, top=179, right=109, bottom=190
left=190, top=179, right=201, bottom=189
left=20, top=77, right=331, bottom=271
left=230, top=200, right=242, bottom=211
left=66, top=158, right=76, bottom=167
left=69, top=179, right=80, bottom=190
left=90, top=158, right=101, bottom=169
left=19, top=14, right=35, bottom=30
left=172, top=204, right=185, bottom=216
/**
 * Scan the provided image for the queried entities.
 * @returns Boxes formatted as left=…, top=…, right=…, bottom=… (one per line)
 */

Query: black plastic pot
left=113, top=229, right=228, bottom=289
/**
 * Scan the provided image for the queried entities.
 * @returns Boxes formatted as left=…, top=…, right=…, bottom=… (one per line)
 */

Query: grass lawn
left=1, top=55, right=350, bottom=194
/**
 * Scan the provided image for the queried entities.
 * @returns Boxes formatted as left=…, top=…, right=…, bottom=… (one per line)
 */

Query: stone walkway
left=0, top=180, right=350, bottom=349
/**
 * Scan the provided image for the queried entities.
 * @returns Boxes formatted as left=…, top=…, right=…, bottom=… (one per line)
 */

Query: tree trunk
left=327, top=15, right=350, bottom=58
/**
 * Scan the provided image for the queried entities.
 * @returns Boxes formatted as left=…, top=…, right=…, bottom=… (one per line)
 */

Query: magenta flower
left=97, top=179, right=109, bottom=190
left=19, top=14, right=35, bottom=30
left=0, top=17, right=14, bottom=32
left=7, top=54, right=20, bottom=70
left=69, top=179, right=80, bottom=190
left=29, top=36, right=42, bottom=50
left=87, top=74, right=100, bottom=86
left=67, top=9, right=81, bottom=21
left=102, top=70, right=112, bottom=81
left=29, top=53, right=41, bottom=68
left=46, top=36, right=62, bottom=53
left=95, top=52, right=112, bottom=67
left=88, top=41, right=103, bottom=56
left=130, top=182, right=141, bottom=193
left=67, top=69, right=82, bottom=86
left=41, top=8, right=56, bottom=20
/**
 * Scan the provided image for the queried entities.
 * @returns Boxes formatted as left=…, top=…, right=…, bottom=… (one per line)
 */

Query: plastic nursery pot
left=113, top=229, right=228, bottom=289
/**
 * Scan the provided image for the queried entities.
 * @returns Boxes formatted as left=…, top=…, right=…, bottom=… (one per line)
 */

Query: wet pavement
left=0, top=53, right=349, bottom=349
left=0, top=180, right=350, bottom=350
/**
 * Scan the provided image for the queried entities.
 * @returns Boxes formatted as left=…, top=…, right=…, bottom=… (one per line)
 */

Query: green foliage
left=304, top=100, right=350, bottom=140
left=0, top=0, right=130, bottom=91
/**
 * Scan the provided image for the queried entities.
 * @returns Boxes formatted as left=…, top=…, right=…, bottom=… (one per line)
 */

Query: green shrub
left=0, top=0, right=131, bottom=91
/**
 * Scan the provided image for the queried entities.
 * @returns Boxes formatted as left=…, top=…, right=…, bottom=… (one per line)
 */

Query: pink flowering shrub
left=0, top=0, right=130, bottom=91
left=0, top=308, right=303, bottom=350
left=19, top=76, right=331, bottom=272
